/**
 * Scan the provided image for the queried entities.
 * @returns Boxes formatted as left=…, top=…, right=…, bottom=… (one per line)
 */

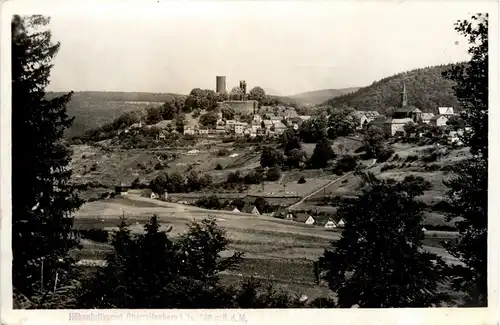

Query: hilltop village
left=118, top=76, right=465, bottom=144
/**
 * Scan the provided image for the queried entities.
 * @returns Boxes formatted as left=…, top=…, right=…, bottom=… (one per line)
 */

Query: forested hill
left=323, top=64, right=464, bottom=113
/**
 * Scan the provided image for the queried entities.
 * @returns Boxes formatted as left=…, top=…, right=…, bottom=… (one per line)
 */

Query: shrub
left=405, top=155, right=419, bottom=163
left=79, top=228, right=109, bottom=243
left=266, top=167, right=282, bottom=182
left=154, top=162, right=164, bottom=170
left=381, top=164, right=397, bottom=172
left=227, top=171, right=242, bottom=183
left=297, top=176, right=306, bottom=184
left=425, top=164, right=441, bottom=171
left=89, top=162, right=98, bottom=171
left=244, top=170, right=263, bottom=184
left=376, top=147, right=395, bottom=162
left=217, top=148, right=230, bottom=157
left=422, top=152, right=439, bottom=163
left=336, top=155, right=358, bottom=173
left=215, top=163, right=223, bottom=170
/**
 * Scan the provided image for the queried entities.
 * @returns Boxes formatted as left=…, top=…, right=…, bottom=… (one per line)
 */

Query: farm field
left=73, top=194, right=463, bottom=302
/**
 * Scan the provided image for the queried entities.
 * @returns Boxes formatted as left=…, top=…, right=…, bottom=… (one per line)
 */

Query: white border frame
left=1, top=1, right=499, bottom=325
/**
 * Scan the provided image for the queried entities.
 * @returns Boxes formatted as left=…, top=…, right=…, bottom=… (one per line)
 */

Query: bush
left=89, top=162, right=98, bottom=171
left=154, top=162, right=164, bottom=170
left=244, top=170, right=263, bottom=184
left=217, top=148, right=230, bottom=157
left=433, top=200, right=453, bottom=213
left=215, top=163, right=223, bottom=170
left=227, top=171, right=242, bottom=183
left=405, top=155, right=419, bottom=163
left=266, top=167, right=282, bottom=182
left=425, top=164, right=441, bottom=171
left=297, top=176, right=306, bottom=184
left=381, top=163, right=400, bottom=172
left=422, top=152, right=439, bottom=163
left=336, top=155, right=358, bottom=173
left=376, top=147, right=395, bottom=162
left=79, top=228, right=109, bottom=243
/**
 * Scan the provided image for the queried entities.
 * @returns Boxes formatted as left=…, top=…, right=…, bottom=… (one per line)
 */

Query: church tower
left=401, top=81, right=408, bottom=108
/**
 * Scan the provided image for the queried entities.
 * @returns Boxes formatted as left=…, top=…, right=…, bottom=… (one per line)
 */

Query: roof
left=242, top=204, right=258, bottom=213
left=430, top=114, right=449, bottom=121
left=154, top=120, right=173, bottom=128
left=421, top=113, right=435, bottom=120
left=438, top=107, right=454, bottom=115
left=369, top=116, right=387, bottom=125
left=298, top=115, right=311, bottom=121
left=295, top=212, right=312, bottom=223
left=385, top=117, right=413, bottom=125
left=272, top=208, right=287, bottom=218
left=273, top=122, right=286, bottom=128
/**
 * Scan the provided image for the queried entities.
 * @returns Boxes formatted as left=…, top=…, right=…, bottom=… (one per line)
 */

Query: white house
left=252, top=114, right=262, bottom=125
left=305, top=216, right=315, bottom=225
left=234, top=122, right=247, bottom=135
left=324, top=220, right=337, bottom=229
left=438, top=107, right=455, bottom=116
left=430, top=115, right=449, bottom=127
left=232, top=207, right=240, bottom=213
left=421, top=113, right=435, bottom=124
left=184, top=126, right=196, bottom=135
left=337, top=219, right=345, bottom=227
left=150, top=192, right=158, bottom=199
left=273, top=122, right=287, bottom=135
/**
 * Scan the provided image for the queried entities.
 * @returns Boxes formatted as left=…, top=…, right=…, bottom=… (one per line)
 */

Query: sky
left=7, top=1, right=493, bottom=96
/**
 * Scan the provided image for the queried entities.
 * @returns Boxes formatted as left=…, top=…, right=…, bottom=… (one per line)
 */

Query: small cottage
left=242, top=205, right=260, bottom=216
left=430, top=115, right=449, bottom=127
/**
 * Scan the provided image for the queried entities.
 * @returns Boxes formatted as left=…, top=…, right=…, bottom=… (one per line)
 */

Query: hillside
left=290, top=87, right=360, bottom=106
left=323, top=64, right=463, bottom=113
left=47, top=91, right=183, bottom=138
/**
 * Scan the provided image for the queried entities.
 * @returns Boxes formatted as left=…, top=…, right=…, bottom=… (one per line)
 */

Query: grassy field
left=72, top=194, right=464, bottom=302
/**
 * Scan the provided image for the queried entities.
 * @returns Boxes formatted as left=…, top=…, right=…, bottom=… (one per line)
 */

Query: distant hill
left=48, top=91, right=183, bottom=138
left=323, top=64, right=463, bottom=113
left=290, top=87, right=360, bottom=106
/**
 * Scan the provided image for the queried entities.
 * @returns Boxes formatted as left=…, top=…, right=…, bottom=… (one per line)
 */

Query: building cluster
left=182, top=108, right=311, bottom=138
left=354, top=82, right=461, bottom=136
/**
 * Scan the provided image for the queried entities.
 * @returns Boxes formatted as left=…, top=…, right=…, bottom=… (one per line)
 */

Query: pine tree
left=309, top=138, right=335, bottom=168
left=11, top=15, right=83, bottom=297
left=442, top=13, right=488, bottom=306
left=318, top=173, right=447, bottom=307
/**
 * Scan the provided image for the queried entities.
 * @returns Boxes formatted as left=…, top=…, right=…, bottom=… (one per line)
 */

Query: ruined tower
left=216, top=76, right=226, bottom=93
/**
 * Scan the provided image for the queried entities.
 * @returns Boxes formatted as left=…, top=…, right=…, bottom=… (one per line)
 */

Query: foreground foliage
left=318, top=173, right=447, bottom=307
left=11, top=15, right=83, bottom=298
left=442, top=13, right=488, bottom=306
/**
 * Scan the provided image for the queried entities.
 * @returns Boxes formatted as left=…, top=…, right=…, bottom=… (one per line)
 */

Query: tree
left=229, top=86, right=243, bottom=100
left=78, top=215, right=243, bottom=308
left=327, top=106, right=358, bottom=139
left=260, top=147, right=283, bottom=168
left=318, top=173, right=447, bottom=307
left=254, top=197, right=269, bottom=213
left=309, top=138, right=335, bottom=168
left=286, top=148, right=306, bottom=168
left=282, top=128, right=301, bottom=155
left=248, top=86, right=266, bottom=103
left=199, top=112, right=218, bottom=127
left=362, top=125, right=386, bottom=158
left=220, top=103, right=235, bottom=120
left=215, top=91, right=229, bottom=102
left=160, top=97, right=185, bottom=120
left=266, top=167, right=282, bottom=182
left=11, top=15, right=84, bottom=298
left=299, top=117, right=327, bottom=143
left=403, top=121, right=418, bottom=137
left=441, top=13, right=488, bottom=306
